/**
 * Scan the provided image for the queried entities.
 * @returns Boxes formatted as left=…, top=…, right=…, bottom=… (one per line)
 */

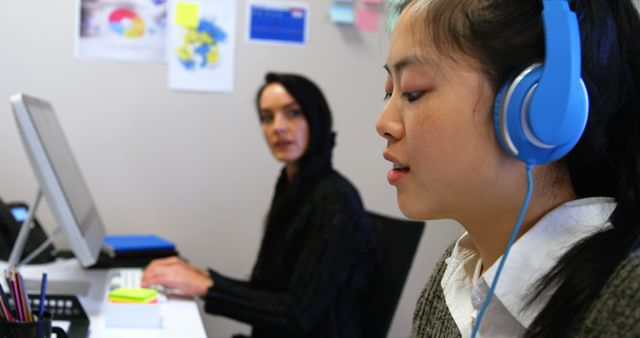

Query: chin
left=276, top=155, right=297, bottom=164
left=397, top=196, right=430, bottom=220
left=273, top=151, right=295, bottom=162
left=273, top=153, right=290, bottom=163
left=398, top=208, right=428, bottom=221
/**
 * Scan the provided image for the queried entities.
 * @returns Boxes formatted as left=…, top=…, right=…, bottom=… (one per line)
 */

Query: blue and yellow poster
left=167, top=0, right=237, bottom=93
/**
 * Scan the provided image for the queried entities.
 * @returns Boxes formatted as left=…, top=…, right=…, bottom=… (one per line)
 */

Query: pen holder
left=0, top=312, right=68, bottom=338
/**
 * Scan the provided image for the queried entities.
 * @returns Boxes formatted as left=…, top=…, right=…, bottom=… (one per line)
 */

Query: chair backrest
left=362, top=211, right=425, bottom=338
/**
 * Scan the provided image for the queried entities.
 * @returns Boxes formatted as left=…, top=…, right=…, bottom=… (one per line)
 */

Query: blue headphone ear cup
left=493, top=64, right=587, bottom=165
left=493, top=79, right=517, bottom=158
left=494, top=64, right=544, bottom=162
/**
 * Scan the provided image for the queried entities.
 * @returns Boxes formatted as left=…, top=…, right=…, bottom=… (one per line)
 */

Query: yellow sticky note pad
left=109, top=287, right=158, bottom=304
left=176, top=2, right=199, bottom=29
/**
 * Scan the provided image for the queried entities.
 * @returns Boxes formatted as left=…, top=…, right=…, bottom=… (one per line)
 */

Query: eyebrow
left=260, top=101, right=300, bottom=112
left=383, top=55, right=436, bottom=75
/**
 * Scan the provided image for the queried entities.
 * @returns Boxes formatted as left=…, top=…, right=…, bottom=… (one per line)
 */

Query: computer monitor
left=10, top=93, right=105, bottom=267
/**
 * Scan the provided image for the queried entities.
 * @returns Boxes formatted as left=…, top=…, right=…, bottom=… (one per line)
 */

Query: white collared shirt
left=441, top=197, right=616, bottom=337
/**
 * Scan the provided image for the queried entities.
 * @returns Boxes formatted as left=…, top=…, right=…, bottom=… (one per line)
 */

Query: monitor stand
left=7, top=188, right=44, bottom=269
left=18, top=259, right=93, bottom=296
left=5, top=188, right=93, bottom=296
left=26, top=278, right=91, bottom=295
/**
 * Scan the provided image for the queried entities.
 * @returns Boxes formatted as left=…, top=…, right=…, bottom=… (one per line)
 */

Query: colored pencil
left=0, top=283, right=13, bottom=321
left=10, top=275, right=23, bottom=321
left=38, top=273, right=47, bottom=319
left=18, top=274, right=33, bottom=322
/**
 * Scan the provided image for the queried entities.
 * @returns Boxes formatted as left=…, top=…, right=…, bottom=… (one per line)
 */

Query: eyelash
left=403, top=91, right=423, bottom=102
left=287, top=109, right=302, bottom=118
left=383, top=91, right=424, bottom=103
left=259, top=109, right=302, bottom=124
left=259, top=115, right=273, bottom=124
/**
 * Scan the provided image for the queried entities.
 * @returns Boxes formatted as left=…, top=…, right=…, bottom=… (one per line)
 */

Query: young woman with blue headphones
left=376, top=0, right=640, bottom=336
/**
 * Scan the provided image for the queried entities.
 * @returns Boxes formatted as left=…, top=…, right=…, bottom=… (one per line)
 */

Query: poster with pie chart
left=76, top=0, right=167, bottom=62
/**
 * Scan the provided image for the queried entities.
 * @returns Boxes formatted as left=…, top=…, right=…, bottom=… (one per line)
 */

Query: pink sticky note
left=356, top=7, right=380, bottom=31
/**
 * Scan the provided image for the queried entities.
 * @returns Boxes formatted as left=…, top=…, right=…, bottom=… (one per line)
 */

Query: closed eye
left=383, top=92, right=392, bottom=102
left=403, top=91, right=424, bottom=102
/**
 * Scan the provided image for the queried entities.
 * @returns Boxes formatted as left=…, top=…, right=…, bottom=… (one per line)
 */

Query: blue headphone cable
left=471, top=163, right=534, bottom=338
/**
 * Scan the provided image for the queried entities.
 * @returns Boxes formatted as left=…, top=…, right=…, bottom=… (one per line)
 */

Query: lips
left=393, top=162, right=409, bottom=171
left=384, top=152, right=410, bottom=185
left=274, top=140, right=293, bottom=149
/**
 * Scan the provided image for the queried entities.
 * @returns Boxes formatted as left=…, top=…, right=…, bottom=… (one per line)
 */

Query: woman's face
left=376, top=9, right=518, bottom=221
left=259, top=83, right=310, bottom=167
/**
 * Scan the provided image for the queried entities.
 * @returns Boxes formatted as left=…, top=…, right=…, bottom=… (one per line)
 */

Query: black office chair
left=362, top=211, right=425, bottom=338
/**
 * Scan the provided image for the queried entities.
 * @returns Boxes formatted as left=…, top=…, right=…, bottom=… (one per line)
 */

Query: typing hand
left=141, top=256, right=213, bottom=297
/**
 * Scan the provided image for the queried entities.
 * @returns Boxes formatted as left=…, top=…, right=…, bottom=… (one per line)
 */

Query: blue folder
left=103, top=234, right=176, bottom=254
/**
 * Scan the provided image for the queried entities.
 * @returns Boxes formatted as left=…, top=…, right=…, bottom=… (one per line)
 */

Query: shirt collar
left=443, top=197, right=616, bottom=333
left=483, top=197, right=616, bottom=327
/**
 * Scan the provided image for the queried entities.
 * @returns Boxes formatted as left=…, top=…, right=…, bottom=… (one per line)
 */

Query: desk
left=1, top=259, right=207, bottom=338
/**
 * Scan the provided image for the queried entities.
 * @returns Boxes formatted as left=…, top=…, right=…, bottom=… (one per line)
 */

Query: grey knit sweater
left=411, top=245, right=640, bottom=337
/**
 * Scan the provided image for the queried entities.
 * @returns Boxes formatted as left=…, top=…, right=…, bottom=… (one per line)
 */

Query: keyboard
left=108, top=269, right=184, bottom=297
left=109, top=269, right=143, bottom=290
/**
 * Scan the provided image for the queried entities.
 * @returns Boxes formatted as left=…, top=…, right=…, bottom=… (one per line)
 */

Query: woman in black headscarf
left=142, top=72, right=377, bottom=338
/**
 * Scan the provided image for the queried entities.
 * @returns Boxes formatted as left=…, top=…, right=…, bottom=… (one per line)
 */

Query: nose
left=376, top=100, right=403, bottom=142
left=273, top=112, right=287, bottom=133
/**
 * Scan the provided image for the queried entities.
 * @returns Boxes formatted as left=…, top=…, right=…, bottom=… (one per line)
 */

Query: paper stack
left=105, top=287, right=161, bottom=328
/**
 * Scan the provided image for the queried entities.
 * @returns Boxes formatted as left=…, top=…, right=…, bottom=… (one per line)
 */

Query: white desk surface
left=1, top=259, right=207, bottom=338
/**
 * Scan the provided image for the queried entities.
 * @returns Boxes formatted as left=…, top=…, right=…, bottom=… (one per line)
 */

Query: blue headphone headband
left=493, top=0, right=589, bottom=165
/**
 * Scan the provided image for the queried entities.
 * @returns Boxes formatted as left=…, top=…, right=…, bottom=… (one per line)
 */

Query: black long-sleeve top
left=204, top=169, right=377, bottom=338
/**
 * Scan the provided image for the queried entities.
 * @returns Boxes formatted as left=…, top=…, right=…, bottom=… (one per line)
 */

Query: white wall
left=0, top=1, right=463, bottom=337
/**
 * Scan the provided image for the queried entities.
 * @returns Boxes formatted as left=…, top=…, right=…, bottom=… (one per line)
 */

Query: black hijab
left=255, top=72, right=336, bottom=234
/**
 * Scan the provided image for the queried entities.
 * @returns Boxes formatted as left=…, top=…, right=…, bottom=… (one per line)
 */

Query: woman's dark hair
left=255, top=72, right=336, bottom=234
left=397, top=0, right=640, bottom=336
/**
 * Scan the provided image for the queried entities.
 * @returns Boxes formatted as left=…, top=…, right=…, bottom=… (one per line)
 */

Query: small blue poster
left=246, top=1, right=309, bottom=45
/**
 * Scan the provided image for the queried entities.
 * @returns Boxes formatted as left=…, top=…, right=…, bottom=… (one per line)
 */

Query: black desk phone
left=0, top=197, right=57, bottom=264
